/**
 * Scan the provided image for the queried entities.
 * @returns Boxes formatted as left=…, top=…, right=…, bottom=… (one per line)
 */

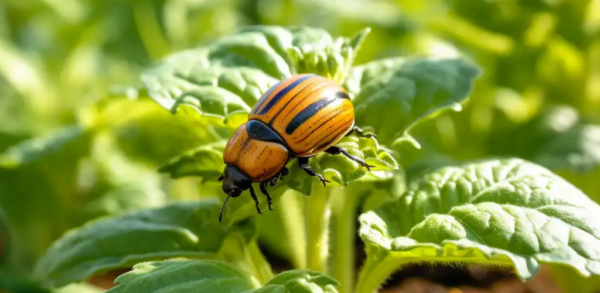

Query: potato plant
left=3, top=25, right=600, bottom=293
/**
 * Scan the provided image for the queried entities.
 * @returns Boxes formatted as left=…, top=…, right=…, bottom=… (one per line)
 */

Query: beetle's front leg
left=260, top=182, right=274, bottom=210
left=249, top=186, right=262, bottom=215
left=325, top=146, right=375, bottom=171
left=298, top=157, right=330, bottom=187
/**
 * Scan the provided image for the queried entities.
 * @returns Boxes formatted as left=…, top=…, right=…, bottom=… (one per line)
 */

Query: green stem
left=246, top=240, right=274, bottom=285
left=305, top=183, right=331, bottom=272
left=355, top=249, right=401, bottom=293
left=132, top=1, right=171, bottom=60
left=278, top=191, right=306, bottom=268
left=330, top=188, right=359, bottom=293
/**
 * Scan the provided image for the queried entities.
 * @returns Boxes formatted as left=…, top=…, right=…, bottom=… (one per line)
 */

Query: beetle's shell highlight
left=249, top=74, right=355, bottom=157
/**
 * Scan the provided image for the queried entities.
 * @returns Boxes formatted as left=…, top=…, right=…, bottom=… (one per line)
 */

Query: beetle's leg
left=269, top=176, right=278, bottom=187
left=218, top=174, right=224, bottom=181
left=260, top=182, right=274, bottom=210
left=249, top=186, right=262, bottom=215
left=346, top=126, right=377, bottom=139
left=281, top=166, right=289, bottom=177
left=298, top=157, right=330, bottom=187
left=325, top=146, right=375, bottom=171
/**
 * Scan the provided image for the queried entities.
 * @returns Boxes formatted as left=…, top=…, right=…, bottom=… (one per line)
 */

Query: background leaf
left=106, top=260, right=257, bottom=293
left=357, top=158, right=600, bottom=293
left=34, top=199, right=255, bottom=288
left=107, top=260, right=339, bottom=293
left=344, top=57, right=481, bottom=146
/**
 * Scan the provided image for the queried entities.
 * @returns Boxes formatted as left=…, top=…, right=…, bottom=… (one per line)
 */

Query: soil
left=379, top=265, right=561, bottom=293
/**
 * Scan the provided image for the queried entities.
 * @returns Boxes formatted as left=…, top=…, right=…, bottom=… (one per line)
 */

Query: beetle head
left=218, top=165, right=252, bottom=222
left=220, top=165, right=252, bottom=197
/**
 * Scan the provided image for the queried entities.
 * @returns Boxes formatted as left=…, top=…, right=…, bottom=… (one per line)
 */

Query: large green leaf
left=141, top=25, right=369, bottom=120
left=106, top=259, right=339, bottom=293
left=344, top=57, right=480, bottom=146
left=356, top=158, right=600, bottom=293
left=33, top=199, right=255, bottom=288
left=106, top=260, right=257, bottom=293
left=0, top=124, right=91, bottom=169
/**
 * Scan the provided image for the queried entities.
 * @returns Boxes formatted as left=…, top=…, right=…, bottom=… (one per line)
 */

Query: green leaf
left=79, top=133, right=166, bottom=220
left=0, top=124, right=91, bottom=169
left=499, top=105, right=600, bottom=174
left=254, top=269, right=339, bottom=293
left=0, top=208, right=11, bottom=266
left=533, top=123, right=600, bottom=173
left=551, top=266, right=600, bottom=293
left=158, top=141, right=226, bottom=180
left=106, top=259, right=339, bottom=293
left=491, top=105, right=600, bottom=177
left=91, top=98, right=226, bottom=168
left=106, top=260, right=257, bottom=293
left=356, top=158, right=600, bottom=293
left=33, top=199, right=256, bottom=288
left=344, top=57, right=481, bottom=146
left=141, top=25, right=369, bottom=122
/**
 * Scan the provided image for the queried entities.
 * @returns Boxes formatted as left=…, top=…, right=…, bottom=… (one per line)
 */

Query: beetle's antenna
left=219, top=195, right=231, bottom=223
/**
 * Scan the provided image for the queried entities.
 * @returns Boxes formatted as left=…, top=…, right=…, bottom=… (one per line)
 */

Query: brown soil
left=379, top=265, right=561, bottom=293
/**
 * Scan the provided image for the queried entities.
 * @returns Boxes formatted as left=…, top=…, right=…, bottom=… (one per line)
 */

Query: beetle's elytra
left=218, top=74, right=376, bottom=222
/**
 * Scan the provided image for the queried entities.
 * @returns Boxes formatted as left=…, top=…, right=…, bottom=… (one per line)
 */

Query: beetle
left=218, top=74, right=376, bottom=222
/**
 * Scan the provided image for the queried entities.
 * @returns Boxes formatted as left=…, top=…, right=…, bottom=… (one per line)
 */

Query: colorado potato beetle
left=218, top=74, right=376, bottom=222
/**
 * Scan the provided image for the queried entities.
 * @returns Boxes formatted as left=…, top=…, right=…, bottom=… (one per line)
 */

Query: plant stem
left=246, top=240, right=274, bottom=285
left=305, top=183, right=331, bottom=272
left=278, top=191, right=306, bottom=268
left=330, top=188, right=358, bottom=293
left=355, top=249, right=400, bottom=293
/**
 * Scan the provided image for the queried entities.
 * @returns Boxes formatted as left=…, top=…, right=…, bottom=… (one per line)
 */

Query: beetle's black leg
left=249, top=186, right=262, bottom=215
left=218, top=174, right=224, bottom=181
left=346, top=126, right=377, bottom=139
left=325, top=146, right=375, bottom=171
left=281, top=166, right=289, bottom=177
left=260, top=182, right=274, bottom=210
left=298, top=157, right=330, bottom=187
left=269, top=176, right=278, bottom=187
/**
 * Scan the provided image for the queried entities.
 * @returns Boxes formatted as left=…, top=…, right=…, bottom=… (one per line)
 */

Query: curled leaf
left=357, top=158, right=600, bottom=293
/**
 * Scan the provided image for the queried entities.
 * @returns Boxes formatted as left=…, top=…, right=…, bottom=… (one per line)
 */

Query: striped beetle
left=218, top=74, right=376, bottom=221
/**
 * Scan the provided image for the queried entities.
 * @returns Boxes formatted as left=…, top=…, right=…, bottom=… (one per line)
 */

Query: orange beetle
left=218, top=74, right=376, bottom=221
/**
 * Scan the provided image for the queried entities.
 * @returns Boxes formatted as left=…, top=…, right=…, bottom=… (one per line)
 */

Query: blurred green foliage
left=1, top=0, right=599, bottom=292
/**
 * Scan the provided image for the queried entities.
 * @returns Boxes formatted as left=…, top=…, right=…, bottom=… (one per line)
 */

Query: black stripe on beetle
left=268, top=78, right=320, bottom=125
left=285, top=91, right=347, bottom=135
left=257, top=74, right=315, bottom=115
